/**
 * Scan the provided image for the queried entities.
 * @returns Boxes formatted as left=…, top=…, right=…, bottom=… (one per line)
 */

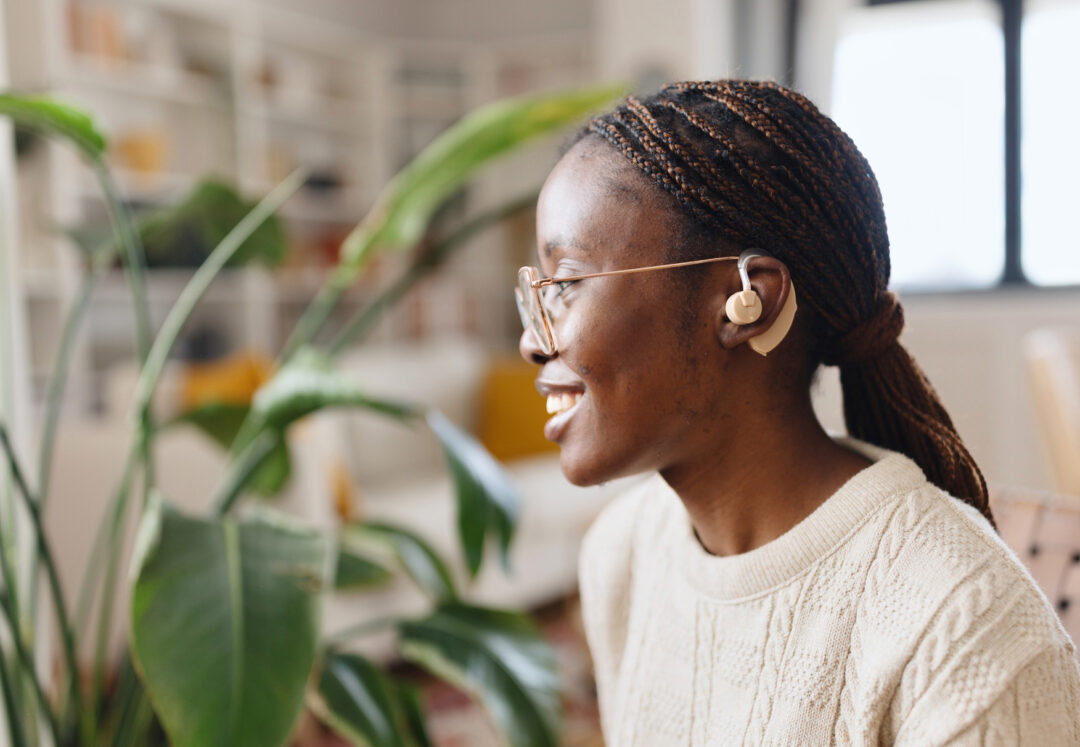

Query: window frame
left=818, top=0, right=1076, bottom=292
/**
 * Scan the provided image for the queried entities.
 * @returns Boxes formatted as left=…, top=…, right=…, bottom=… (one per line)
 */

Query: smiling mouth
left=546, top=392, right=583, bottom=416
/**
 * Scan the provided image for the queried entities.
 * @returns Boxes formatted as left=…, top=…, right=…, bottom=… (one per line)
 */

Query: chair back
left=990, top=485, right=1080, bottom=649
left=1022, top=327, right=1080, bottom=495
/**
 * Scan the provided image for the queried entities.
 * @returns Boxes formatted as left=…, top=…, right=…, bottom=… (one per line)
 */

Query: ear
left=714, top=256, right=794, bottom=353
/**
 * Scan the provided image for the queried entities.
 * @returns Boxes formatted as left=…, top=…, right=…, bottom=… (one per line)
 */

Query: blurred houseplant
left=0, top=83, right=621, bottom=747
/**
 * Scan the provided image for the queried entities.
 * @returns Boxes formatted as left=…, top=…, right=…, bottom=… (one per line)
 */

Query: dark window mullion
left=1002, top=0, right=1025, bottom=283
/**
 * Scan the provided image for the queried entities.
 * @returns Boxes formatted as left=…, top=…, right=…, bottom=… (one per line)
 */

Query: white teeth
left=546, top=392, right=583, bottom=416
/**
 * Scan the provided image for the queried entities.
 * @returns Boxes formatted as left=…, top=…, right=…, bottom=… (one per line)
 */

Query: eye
left=554, top=279, right=579, bottom=296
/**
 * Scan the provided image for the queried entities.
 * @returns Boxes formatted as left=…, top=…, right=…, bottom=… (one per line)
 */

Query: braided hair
left=584, top=79, right=994, bottom=529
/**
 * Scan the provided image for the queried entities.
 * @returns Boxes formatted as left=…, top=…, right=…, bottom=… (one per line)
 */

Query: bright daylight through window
left=831, top=1, right=1004, bottom=291
left=1022, top=0, right=1080, bottom=286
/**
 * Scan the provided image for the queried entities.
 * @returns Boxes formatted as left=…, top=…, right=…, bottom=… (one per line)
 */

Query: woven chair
left=989, top=485, right=1080, bottom=649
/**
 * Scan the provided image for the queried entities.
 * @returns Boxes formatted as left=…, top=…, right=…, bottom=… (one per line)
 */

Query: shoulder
left=867, top=481, right=1072, bottom=656
left=858, top=482, right=1078, bottom=741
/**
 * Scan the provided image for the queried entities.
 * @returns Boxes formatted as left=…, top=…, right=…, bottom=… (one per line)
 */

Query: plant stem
left=20, top=158, right=152, bottom=740
left=0, top=592, right=61, bottom=745
left=0, top=640, right=29, bottom=747
left=28, top=255, right=110, bottom=674
left=277, top=265, right=355, bottom=364
left=73, top=445, right=137, bottom=639
left=0, top=424, right=81, bottom=740
left=210, top=430, right=278, bottom=517
left=328, top=192, right=537, bottom=356
left=88, top=461, right=134, bottom=741
left=36, top=261, right=101, bottom=513
left=107, top=660, right=148, bottom=747
left=132, top=170, right=306, bottom=423
left=93, top=161, right=151, bottom=364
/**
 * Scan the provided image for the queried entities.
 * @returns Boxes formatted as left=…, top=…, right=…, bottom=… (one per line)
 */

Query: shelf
left=112, top=0, right=231, bottom=25
left=79, top=168, right=199, bottom=206
left=279, top=190, right=366, bottom=225
left=92, top=267, right=256, bottom=303
left=241, top=98, right=363, bottom=136
left=61, top=55, right=229, bottom=109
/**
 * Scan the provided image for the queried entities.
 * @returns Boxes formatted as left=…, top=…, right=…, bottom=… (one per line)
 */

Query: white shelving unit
left=5, top=0, right=596, bottom=414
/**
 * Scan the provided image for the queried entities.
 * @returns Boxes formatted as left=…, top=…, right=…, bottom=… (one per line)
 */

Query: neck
left=660, top=395, right=872, bottom=558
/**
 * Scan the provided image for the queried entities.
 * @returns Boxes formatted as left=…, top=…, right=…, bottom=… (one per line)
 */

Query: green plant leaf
left=167, top=402, right=292, bottom=496
left=394, top=682, right=433, bottom=747
left=252, top=348, right=418, bottom=428
left=0, top=93, right=106, bottom=158
left=425, top=410, right=518, bottom=578
left=131, top=178, right=288, bottom=268
left=398, top=603, right=561, bottom=747
left=343, top=521, right=457, bottom=601
left=334, top=548, right=394, bottom=590
left=341, top=83, right=626, bottom=268
left=129, top=494, right=328, bottom=747
left=312, top=652, right=418, bottom=747
left=168, top=402, right=250, bottom=450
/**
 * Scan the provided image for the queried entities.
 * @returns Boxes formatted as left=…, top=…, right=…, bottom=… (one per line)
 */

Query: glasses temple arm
left=531, top=256, right=739, bottom=288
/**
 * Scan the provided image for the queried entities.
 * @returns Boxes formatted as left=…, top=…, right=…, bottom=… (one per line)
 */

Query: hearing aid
left=726, top=250, right=798, bottom=356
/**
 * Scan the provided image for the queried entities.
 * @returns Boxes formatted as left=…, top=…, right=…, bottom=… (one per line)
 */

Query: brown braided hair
left=583, top=79, right=994, bottom=529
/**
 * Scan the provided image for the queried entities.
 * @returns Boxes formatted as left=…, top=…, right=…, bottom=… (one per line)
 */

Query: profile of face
left=520, top=138, right=743, bottom=486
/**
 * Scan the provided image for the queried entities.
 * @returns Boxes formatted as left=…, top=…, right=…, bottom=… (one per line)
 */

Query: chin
left=557, top=447, right=645, bottom=487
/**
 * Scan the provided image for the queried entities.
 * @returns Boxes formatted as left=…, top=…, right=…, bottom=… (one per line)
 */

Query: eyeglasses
left=515, top=256, right=739, bottom=356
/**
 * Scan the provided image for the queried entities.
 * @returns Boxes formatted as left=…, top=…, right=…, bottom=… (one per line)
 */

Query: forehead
left=536, top=139, right=675, bottom=263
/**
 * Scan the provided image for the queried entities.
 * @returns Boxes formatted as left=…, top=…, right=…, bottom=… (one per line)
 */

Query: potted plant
left=0, top=82, right=622, bottom=747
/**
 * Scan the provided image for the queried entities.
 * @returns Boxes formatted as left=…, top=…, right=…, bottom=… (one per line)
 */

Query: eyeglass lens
left=516, top=267, right=555, bottom=355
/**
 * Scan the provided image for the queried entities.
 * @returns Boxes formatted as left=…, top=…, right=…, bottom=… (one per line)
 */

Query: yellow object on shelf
left=114, top=129, right=170, bottom=179
left=477, top=355, right=559, bottom=462
left=179, top=351, right=275, bottom=411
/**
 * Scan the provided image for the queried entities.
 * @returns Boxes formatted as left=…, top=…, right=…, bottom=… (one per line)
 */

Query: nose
left=519, top=327, right=553, bottom=366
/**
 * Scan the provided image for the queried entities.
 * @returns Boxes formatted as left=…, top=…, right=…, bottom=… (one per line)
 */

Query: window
left=832, top=1, right=1004, bottom=290
left=829, top=0, right=1080, bottom=290
left=1021, top=0, right=1080, bottom=286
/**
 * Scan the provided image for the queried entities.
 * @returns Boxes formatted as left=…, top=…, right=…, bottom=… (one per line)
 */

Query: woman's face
left=521, top=139, right=730, bottom=486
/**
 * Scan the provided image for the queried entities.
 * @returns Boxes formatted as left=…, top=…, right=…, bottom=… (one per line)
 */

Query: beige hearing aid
left=726, top=250, right=798, bottom=357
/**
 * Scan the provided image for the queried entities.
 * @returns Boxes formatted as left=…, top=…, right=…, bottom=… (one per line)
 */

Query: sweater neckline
left=672, top=437, right=928, bottom=601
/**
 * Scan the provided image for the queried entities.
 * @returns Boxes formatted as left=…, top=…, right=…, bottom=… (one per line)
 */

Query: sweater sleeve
left=896, top=643, right=1080, bottom=746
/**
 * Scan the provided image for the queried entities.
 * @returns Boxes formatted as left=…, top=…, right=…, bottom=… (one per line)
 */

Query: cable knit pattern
left=578, top=437, right=1080, bottom=745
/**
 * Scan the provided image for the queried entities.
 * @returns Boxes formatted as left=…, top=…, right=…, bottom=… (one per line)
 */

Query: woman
left=516, top=81, right=1080, bottom=744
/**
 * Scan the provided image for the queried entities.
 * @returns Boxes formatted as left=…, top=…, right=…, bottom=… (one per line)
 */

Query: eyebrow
left=542, top=239, right=586, bottom=258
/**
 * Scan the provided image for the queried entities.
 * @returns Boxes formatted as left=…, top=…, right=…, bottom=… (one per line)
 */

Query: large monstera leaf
left=398, top=603, right=561, bottom=747
left=129, top=494, right=328, bottom=747
left=312, top=652, right=432, bottom=747
left=426, top=411, right=518, bottom=578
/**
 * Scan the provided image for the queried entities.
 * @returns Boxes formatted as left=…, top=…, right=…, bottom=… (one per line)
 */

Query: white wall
left=595, top=0, right=739, bottom=83
left=813, top=290, right=1080, bottom=492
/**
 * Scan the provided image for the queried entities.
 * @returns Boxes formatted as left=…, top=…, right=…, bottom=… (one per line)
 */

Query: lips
left=535, top=379, right=586, bottom=441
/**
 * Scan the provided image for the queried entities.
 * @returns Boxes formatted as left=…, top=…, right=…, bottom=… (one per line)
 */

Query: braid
left=587, top=80, right=994, bottom=529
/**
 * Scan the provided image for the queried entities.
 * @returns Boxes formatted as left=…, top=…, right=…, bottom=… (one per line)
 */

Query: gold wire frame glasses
left=514, top=256, right=740, bottom=356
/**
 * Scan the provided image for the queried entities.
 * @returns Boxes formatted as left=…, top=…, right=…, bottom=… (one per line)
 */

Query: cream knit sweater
left=579, top=438, right=1080, bottom=745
